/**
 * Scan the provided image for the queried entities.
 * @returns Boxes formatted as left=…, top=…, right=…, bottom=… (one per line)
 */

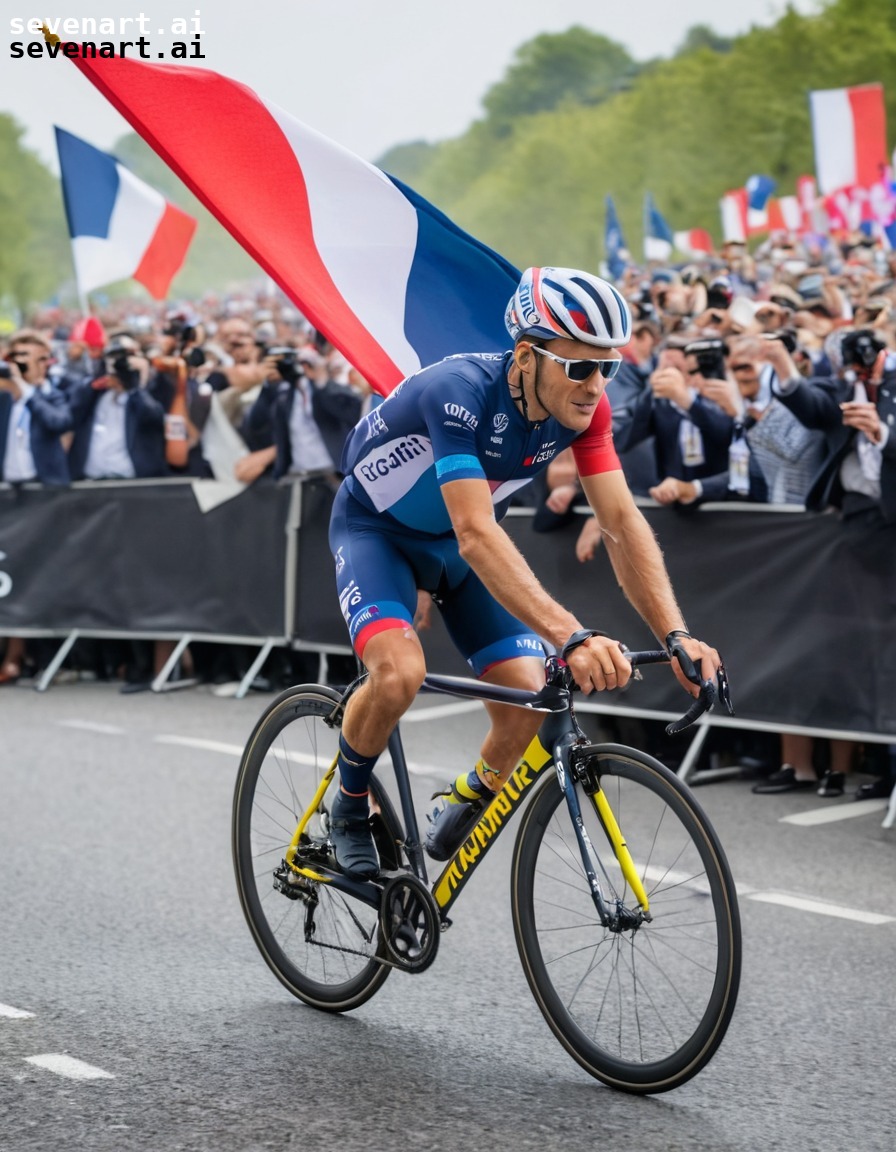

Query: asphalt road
left=1, top=680, right=894, bottom=1152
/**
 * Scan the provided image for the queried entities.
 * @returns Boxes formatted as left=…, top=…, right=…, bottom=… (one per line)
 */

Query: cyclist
left=327, top=267, right=724, bottom=877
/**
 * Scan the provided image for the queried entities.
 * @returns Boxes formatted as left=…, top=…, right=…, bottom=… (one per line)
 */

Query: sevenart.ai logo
left=0, top=552, right=12, bottom=599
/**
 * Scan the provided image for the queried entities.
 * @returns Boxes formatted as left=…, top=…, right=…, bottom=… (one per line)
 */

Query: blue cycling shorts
left=329, top=485, right=544, bottom=676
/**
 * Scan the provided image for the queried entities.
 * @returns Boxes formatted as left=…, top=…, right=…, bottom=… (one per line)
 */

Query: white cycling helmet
left=505, top=267, right=632, bottom=348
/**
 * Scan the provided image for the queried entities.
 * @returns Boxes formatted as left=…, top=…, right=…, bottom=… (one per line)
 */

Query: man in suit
left=0, top=330, right=72, bottom=486
left=612, top=333, right=734, bottom=485
left=763, top=328, right=896, bottom=523
left=0, top=330, right=73, bottom=683
left=243, top=348, right=362, bottom=483
left=67, top=333, right=167, bottom=480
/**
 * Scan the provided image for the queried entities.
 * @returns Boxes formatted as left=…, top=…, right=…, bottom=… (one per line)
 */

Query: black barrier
left=2, top=477, right=894, bottom=737
left=0, top=480, right=291, bottom=637
left=293, top=479, right=896, bottom=737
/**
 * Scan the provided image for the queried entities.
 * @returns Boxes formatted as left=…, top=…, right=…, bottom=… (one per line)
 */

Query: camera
left=184, top=346, right=206, bottom=369
left=104, top=341, right=140, bottom=390
left=684, top=338, right=728, bottom=380
left=0, top=363, right=11, bottom=380
left=762, top=328, right=799, bottom=354
left=267, top=346, right=302, bottom=384
left=841, top=329, right=885, bottom=372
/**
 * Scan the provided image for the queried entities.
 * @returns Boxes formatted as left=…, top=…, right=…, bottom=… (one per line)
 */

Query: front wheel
left=511, top=745, right=740, bottom=1094
left=232, top=684, right=404, bottom=1012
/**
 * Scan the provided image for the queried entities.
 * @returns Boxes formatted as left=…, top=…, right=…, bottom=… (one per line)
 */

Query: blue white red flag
left=673, top=229, right=714, bottom=258
left=55, top=126, right=196, bottom=300
left=745, top=174, right=776, bottom=212
left=810, top=84, right=888, bottom=194
left=604, top=195, right=629, bottom=280
left=61, top=54, right=519, bottom=396
left=643, top=193, right=673, bottom=262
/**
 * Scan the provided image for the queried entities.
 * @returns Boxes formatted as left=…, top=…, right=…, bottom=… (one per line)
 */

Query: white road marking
left=25, top=1054, right=114, bottom=1080
left=154, top=735, right=244, bottom=756
left=745, top=891, right=894, bottom=925
left=154, top=734, right=441, bottom=778
left=0, top=1003, right=34, bottom=1019
left=780, top=800, right=889, bottom=826
left=56, top=720, right=126, bottom=736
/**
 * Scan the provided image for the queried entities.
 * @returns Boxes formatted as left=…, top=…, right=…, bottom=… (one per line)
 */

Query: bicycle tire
left=511, top=745, right=740, bottom=1093
left=232, top=683, right=403, bottom=1012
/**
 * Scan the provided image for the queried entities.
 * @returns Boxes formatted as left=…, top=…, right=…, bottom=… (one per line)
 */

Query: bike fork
left=554, top=738, right=650, bottom=931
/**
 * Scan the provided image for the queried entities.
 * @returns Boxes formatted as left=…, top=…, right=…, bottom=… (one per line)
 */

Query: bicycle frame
left=284, top=654, right=659, bottom=929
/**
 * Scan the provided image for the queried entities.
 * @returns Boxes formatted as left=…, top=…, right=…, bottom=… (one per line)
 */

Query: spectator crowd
left=2, top=228, right=895, bottom=803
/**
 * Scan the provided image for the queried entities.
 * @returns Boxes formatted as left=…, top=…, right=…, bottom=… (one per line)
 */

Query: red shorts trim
left=355, top=617, right=413, bottom=659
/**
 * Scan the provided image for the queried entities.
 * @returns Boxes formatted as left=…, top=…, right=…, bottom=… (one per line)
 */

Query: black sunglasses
left=530, top=345, right=622, bottom=382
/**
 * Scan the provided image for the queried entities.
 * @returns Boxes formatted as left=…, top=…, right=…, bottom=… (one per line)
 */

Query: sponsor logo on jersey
left=490, top=436, right=504, bottom=445
left=353, top=604, right=381, bottom=629
left=338, top=579, right=362, bottom=620
left=334, top=546, right=346, bottom=576
left=493, top=413, right=510, bottom=434
left=364, top=407, right=389, bottom=442
left=357, top=435, right=429, bottom=483
left=525, top=441, right=558, bottom=467
left=515, top=637, right=543, bottom=652
left=443, top=402, right=479, bottom=430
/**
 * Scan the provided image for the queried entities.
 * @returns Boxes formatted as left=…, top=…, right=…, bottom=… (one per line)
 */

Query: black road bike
left=232, top=648, right=741, bottom=1094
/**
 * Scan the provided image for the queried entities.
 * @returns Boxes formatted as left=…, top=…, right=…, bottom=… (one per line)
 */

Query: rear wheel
left=232, top=684, right=403, bottom=1011
left=511, top=746, right=740, bottom=1093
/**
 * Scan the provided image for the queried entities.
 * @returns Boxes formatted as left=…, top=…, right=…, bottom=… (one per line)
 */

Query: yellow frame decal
left=592, top=788, right=651, bottom=912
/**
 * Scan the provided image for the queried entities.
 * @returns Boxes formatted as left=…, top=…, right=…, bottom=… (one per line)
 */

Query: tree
left=481, top=27, right=638, bottom=129
left=0, top=115, right=71, bottom=312
left=674, top=25, right=734, bottom=56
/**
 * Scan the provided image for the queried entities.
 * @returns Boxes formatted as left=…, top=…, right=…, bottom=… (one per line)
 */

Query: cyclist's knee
left=362, top=630, right=426, bottom=713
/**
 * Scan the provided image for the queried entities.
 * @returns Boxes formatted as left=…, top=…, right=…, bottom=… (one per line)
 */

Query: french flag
left=673, top=229, right=714, bottom=258
left=62, top=54, right=519, bottom=397
left=55, top=126, right=196, bottom=301
left=809, top=84, right=888, bottom=195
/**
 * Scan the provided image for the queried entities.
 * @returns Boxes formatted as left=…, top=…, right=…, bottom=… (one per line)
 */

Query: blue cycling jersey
left=341, top=351, right=618, bottom=536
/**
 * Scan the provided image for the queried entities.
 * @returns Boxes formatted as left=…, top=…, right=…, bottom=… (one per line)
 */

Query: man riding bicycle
left=327, top=267, right=723, bottom=878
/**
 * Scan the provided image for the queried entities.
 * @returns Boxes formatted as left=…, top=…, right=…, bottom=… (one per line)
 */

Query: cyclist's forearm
left=601, top=511, right=688, bottom=643
left=456, top=522, right=580, bottom=648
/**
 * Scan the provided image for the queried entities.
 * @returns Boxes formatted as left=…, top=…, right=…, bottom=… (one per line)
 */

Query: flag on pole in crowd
left=57, top=52, right=519, bottom=397
left=720, top=188, right=748, bottom=242
left=809, top=84, right=888, bottom=194
left=643, top=192, right=673, bottom=262
left=55, top=126, right=196, bottom=302
left=745, top=174, right=777, bottom=233
left=673, top=228, right=714, bottom=258
left=604, top=195, right=629, bottom=280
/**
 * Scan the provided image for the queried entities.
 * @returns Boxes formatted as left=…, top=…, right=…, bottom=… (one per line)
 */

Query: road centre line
left=153, top=734, right=439, bottom=777
left=25, top=1054, right=114, bottom=1080
left=779, top=799, right=889, bottom=826
left=56, top=719, right=126, bottom=735
left=745, top=891, right=893, bottom=925
left=0, top=1003, right=34, bottom=1018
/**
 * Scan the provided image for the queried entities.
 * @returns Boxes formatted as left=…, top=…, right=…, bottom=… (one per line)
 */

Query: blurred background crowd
left=2, top=227, right=895, bottom=802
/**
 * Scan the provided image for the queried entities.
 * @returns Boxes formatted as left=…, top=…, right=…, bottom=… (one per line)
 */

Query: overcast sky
left=4, top=0, right=821, bottom=170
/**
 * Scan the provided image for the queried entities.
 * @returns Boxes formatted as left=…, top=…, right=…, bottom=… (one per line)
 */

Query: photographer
left=0, top=330, right=72, bottom=487
left=68, top=334, right=167, bottom=480
left=148, top=312, right=213, bottom=477
left=242, top=346, right=362, bottom=485
left=766, top=327, right=896, bottom=524
left=613, top=332, right=734, bottom=487
left=649, top=334, right=824, bottom=508
left=0, top=330, right=73, bottom=685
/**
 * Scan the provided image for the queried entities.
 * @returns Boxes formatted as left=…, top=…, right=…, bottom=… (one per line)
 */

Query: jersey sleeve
left=571, top=393, right=622, bottom=477
left=417, top=369, right=488, bottom=486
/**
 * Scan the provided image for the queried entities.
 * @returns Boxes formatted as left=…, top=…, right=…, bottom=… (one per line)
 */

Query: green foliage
left=405, top=0, right=896, bottom=269
left=0, top=115, right=71, bottom=311
left=674, top=24, right=734, bottom=56
left=481, top=27, right=638, bottom=129
left=375, top=139, right=439, bottom=184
